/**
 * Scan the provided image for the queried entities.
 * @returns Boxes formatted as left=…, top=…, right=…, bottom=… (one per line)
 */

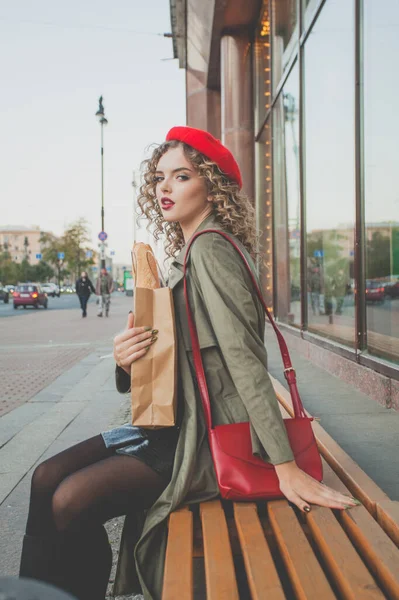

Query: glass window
left=273, top=62, right=301, bottom=326
left=271, top=0, right=298, bottom=91
left=254, top=2, right=272, bottom=133
left=364, top=0, right=399, bottom=364
left=255, top=119, right=274, bottom=309
left=304, top=0, right=355, bottom=346
left=303, top=0, right=322, bottom=30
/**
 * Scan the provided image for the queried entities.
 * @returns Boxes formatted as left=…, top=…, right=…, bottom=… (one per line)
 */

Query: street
left=0, top=292, right=96, bottom=318
left=0, top=292, right=133, bottom=417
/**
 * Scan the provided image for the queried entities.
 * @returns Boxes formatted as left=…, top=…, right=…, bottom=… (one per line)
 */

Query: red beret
left=165, top=126, right=242, bottom=189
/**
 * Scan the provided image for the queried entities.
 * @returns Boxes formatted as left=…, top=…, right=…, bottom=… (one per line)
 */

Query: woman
left=19, top=126, right=359, bottom=600
left=75, top=271, right=95, bottom=318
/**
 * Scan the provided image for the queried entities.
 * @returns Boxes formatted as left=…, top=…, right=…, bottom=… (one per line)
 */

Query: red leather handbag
left=183, top=229, right=323, bottom=501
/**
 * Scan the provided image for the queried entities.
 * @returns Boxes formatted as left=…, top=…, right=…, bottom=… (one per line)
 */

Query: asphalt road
left=0, top=293, right=97, bottom=318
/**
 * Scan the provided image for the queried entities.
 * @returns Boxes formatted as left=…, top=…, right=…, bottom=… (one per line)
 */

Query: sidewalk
left=0, top=349, right=135, bottom=598
left=0, top=324, right=397, bottom=596
left=266, top=327, right=399, bottom=500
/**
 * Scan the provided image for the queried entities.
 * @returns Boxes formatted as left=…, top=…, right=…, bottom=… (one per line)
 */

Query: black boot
left=19, top=534, right=66, bottom=590
left=63, top=526, right=112, bottom=600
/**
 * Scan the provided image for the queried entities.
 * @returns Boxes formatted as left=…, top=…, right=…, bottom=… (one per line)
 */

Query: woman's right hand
left=113, top=312, right=157, bottom=376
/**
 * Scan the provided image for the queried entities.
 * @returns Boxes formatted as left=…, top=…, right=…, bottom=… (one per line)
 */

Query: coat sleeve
left=115, top=365, right=131, bottom=393
left=190, top=233, right=294, bottom=465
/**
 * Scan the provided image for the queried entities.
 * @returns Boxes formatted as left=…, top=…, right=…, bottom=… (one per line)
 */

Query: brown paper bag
left=130, top=243, right=177, bottom=428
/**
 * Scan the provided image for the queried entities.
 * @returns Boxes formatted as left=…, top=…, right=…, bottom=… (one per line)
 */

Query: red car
left=13, top=284, right=48, bottom=309
left=365, top=280, right=385, bottom=303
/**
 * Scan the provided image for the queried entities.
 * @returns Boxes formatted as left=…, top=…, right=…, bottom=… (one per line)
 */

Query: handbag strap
left=183, top=229, right=306, bottom=428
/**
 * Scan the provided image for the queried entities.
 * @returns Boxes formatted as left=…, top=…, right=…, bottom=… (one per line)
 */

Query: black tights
left=25, top=434, right=168, bottom=597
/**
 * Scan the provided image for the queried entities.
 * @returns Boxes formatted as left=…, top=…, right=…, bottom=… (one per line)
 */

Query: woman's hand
left=113, top=312, right=158, bottom=376
left=275, top=460, right=360, bottom=513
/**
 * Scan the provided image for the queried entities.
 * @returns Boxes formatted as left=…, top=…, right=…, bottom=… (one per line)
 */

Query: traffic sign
left=86, top=250, right=93, bottom=258
left=36, top=253, right=42, bottom=260
left=110, top=250, right=115, bottom=256
left=57, top=252, right=65, bottom=260
left=314, top=250, right=324, bottom=258
left=98, top=231, right=108, bottom=241
left=92, top=266, right=98, bottom=272
left=106, top=266, right=111, bottom=272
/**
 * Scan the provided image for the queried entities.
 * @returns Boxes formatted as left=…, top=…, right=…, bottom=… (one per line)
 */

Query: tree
left=32, top=261, right=54, bottom=282
left=40, top=218, right=95, bottom=283
left=0, top=243, right=20, bottom=283
left=63, top=218, right=94, bottom=279
left=366, top=232, right=390, bottom=279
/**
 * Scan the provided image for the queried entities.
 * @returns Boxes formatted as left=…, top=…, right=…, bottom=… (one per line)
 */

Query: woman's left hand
left=274, top=460, right=360, bottom=513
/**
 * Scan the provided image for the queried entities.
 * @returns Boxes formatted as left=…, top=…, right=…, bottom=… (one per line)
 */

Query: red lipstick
left=161, top=197, right=175, bottom=211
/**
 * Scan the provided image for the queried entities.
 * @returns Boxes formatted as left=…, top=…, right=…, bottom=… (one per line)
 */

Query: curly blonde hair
left=136, top=140, right=260, bottom=261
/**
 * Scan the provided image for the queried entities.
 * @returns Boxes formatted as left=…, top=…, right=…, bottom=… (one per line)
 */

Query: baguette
left=132, top=242, right=160, bottom=290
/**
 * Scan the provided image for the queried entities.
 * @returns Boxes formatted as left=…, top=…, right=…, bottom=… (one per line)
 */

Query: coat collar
left=168, top=213, right=223, bottom=289
left=173, top=213, right=223, bottom=266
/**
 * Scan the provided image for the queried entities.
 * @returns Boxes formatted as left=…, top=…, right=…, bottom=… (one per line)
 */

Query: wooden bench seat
left=162, top=378, right=399, bottom=600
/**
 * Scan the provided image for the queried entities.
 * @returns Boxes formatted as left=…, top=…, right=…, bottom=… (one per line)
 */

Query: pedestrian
left=96, top=267, right=114, bottom=317
left=19, top=126, right=359, bottom=600
left=309, top=266, right=322, bottom=315
left=75, top=271, right=95, bottom=318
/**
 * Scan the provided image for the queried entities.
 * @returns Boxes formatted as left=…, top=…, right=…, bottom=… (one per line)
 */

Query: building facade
left=0, top=226, right=44, bottom=265
left=170, top=0, right=399, bottom=408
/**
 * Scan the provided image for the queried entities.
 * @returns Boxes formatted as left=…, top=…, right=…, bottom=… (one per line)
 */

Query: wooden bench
left=162, top=376, right=399, bottom=600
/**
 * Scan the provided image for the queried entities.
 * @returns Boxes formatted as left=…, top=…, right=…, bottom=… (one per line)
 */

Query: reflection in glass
left=364, top=0, right=399, bottom=363
left=273, top=63, right=301, bottom=325
left=272, top=0, right=298, bottom=90
left=303, top=0, right=321, bottom=29
left=304, top=0, right=355, bottom=346
left=254, top=2, right=272, bottom=133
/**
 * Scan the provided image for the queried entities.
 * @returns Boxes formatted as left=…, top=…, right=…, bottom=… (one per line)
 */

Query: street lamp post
left=95, top=96, right=108, bottom=269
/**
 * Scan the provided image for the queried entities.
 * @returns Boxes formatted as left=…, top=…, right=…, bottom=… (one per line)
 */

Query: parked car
left=41, top=282, right=60, bottom=297
left=365, top=280, right=385, bottom=303
left=0, top=284, right=9, bottom=303
left=384, top=278, right=399, bottom=299
left=13, top=284, right=48, bottom=309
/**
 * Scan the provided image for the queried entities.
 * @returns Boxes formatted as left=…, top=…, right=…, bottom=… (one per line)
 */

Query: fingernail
left=145, top=346, right=151, bottom=352
left=129, top=310, right=133, bottom=314
left=144, top=326, right=152, bottom=331
left=151, top=336, right=158, bottom=343
left=152, top=329, right=159, bottom=335
left=351, top=498, right=362, bottom=506
left=304, top=506, right=311, bottom=513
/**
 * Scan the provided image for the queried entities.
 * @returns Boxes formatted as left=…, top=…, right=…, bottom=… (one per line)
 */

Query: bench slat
left=376, top=500, right=399, bottom=549
left=163, top=507, right=193, bottom=600
left=307, top=507, right=385, bottom=599
left=233, top=503, right=285, bottom=600
left=268, top=500, right=336, bottom=600
left=200, top=500, right=239, bottom=600
left=322, top=461, right=399, bottom=600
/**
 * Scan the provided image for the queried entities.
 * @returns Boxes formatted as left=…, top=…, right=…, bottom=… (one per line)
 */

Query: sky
left=0, top=0, right=186, bottom=265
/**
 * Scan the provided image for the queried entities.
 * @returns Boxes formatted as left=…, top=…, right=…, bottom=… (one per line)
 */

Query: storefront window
left=271, top=0, right=298, bottom=91
left=304, top=0, right=355, bottom=346
left=273, top=63, right=300, bottom=326
left=255, top=119, right=273, bottom=309
left=254, top=2, right=272, bottom=133
left=303, top=0, right=322, bottom=30
left=364, top=0, right=399, bottom=363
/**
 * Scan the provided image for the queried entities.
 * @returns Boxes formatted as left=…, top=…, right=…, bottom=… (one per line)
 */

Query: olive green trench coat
left=112, top=213, right=294, bottom=599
